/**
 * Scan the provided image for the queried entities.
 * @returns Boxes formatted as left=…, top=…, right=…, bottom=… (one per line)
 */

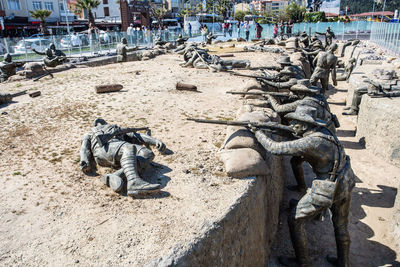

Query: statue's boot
left=102, top=169, right=124, bottom=193
left=120, top=146, right=160, bottom=196
left=288, top=216, right=312, bottom=267
left=342, top=109, right=357, bottom=116
left=343, top=106, right=351, bottom=111
left=326, top=234, right=350, bottom=267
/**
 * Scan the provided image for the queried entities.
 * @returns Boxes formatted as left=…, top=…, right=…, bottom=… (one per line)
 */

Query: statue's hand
left=247, top=124, right=259, bottom=134
left=333, top=80, right=338, bottom=86
left=155, top=141, right=166, bottom=153
left=80, top=160, right=91, bottom=174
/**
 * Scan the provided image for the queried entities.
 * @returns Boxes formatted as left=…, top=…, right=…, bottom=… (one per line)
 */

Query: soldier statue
left=310, top=43, right=338, bottom=94
left=80, top=118, right=167, bottom=196
left=176, top=34, right=188, bottom=46
left=206, top=32, right=217, bottom=45
left=34, top=42, right=67, bottom=64
left=343, top=78, right=400, bottom=115
left=316, top=27, right=336, bottom=48
left=43, top=48, right=67, bottom=68
left=250, top=105, right=355, bottom=267
left=0, top=53, right=25, bottom=82
left=337, top=58, right=356, bottom=82
left=116, top=37, right=137, bottom=62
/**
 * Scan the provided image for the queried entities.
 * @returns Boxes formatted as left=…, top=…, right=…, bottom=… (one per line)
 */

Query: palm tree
left=29, top=9, right=52, bottom=34
left=75, top=0, right=101, bottom=27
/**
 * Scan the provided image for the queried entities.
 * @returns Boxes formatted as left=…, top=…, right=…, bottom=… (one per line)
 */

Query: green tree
left=75, top=0, right=101, bottom=26
left=29, top=9, right=52, bottom=34
left=285, top=2, right=306, bottom=22
left=304, top=11, right=326, bottom=22
left=234, top=10, right=246, bottom=21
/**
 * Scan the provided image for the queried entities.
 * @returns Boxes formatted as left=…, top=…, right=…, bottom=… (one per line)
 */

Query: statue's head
left=327, top=27, right=331, bottom=32
left=178, top=34, right=183, bottom=38
left=94, top=118, right=107, bottom=127
left=49, top=43, right=56, bottom=50
left=328, top=43, right=338, bottom=52
left=285, top=106, right=326, bottom=136
left=349, top=58, right=356, bottom=63
left=45, top=48, right=53, bottom=57
left=4, top=53, right=12, bottom=63
left=121, top=37, right=127, bottom=44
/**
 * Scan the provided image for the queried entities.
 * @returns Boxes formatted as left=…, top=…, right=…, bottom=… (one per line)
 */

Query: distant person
left=71, top=32, right=82, bottom=47
left=222, top=22, right=228, bottom=37
left=127, top=23, right=133, bottom=44
left=236, top=21, right=241, bottom=37
left=279, top=20, right=285, bottom=36
left=256, top=22, right=263, bottom=39
left=244, top=21, right=250, bottom=41
left=287, top=20, right=293, bottom=36
left=188, top=23, right=192, bottom=37
left=273, top=23, right=278, bottom=38
left=228, top=23, right=233, bottom=37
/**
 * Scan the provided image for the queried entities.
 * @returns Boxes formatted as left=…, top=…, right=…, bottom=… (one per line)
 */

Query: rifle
left=0, top=90, right=27, bottom=104
left=226, top=91, right=298, bottom=99
left=369, top=91, right=400, bottom=98
left=96, top=127, right=149, bottom=146
left=187, top=118, right=294, bottom=135
left=229, top=71, right=271, bottom=80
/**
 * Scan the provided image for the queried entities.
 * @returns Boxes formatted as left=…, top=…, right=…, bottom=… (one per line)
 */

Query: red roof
left=325, top=12, right=339, bottom=17
left=350, top=11, right=394, bottom=17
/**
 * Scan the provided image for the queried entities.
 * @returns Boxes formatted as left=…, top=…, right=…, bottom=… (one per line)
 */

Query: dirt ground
left=1, top=44, right=399, bottom=266
left=0, top=50, right=277, bottom=266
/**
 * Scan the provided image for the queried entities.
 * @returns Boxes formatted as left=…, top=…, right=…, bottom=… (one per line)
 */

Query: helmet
left=4, top=53, right=12, bottom=63
left=121, top=37, right=127, bottom=44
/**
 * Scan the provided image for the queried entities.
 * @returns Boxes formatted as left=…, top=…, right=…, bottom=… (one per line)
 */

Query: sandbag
left=223, top=126, right=265, bottom=156
left=236, top=105, right=254, bottom=117
left=217, top=148, right=269, bottom=178
left=242, top=79, right=263, bottom=92
left=244, top=89, right=267, bottom=100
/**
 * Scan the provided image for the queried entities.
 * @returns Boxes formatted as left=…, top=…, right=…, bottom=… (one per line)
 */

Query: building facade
left=92, top=0, right=121, bottom=22
left=251, top=0, right=289, bottom=14
left=120, top=0, right=150, bottom=30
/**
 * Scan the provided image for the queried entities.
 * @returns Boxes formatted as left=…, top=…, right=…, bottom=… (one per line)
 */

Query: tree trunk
left=40, top=20, right=46, bottom=34
left=88, top=9, right=95, bottom=27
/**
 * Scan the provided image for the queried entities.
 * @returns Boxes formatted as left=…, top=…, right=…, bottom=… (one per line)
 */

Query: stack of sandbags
left=285, top=37, right=299, bottom=51
left=22, top=62, right=46, bottom=79
left=217, top=107, right=279, bottom=178
left=290, top=52, right=311, bottom=79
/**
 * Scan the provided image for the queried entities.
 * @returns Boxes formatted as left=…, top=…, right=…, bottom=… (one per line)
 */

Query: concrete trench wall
left=393, top=184, right=400, bottom=251
left=147, top=155, right=285, bottom=267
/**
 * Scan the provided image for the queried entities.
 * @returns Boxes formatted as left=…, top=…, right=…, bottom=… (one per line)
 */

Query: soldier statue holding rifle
left=250, top=106, right=355, bottom=267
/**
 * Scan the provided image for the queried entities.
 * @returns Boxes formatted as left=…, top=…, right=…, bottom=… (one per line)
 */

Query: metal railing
left=370, top=22, right=400, bottom=56
left=0, top=29, right=193, bottom=61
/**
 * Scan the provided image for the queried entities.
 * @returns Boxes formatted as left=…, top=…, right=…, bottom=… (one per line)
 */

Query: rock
left=95, top=84, right=123, bottom=94
left=176, top=82, right=198, bottom=91
left=29, top=91, right=41, bottom=98
left=237, top=37, right=246, bottom=42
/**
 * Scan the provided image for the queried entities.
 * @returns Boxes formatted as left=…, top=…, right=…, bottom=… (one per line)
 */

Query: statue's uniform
left=255, top=128, right=355, bottom=266
left=310, top=51, right=337, bottom=94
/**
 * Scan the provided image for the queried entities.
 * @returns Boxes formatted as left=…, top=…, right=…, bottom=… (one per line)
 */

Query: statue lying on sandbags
left=80, top=118, right=167, bottom=196
left=343, top=78, right=400, bottom=115
left=33, top=42, right=67, bottom=64
left=250, top=106, right=355, bottom=267
left=0, top=53, right=25, bottom=82
left=181, top=46, right=250, bottom=71
left=176, top=34, right=188, bottom=46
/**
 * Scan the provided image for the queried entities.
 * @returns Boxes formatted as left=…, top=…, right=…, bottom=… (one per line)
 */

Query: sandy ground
left=1, top=43, right=399, bottom=266
left=0, top=50, right=279, bottom=266
left=269, top=77, right=400, bottom=266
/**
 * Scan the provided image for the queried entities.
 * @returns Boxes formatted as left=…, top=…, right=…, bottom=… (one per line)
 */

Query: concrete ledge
left=76, top=51, right=144, bottom=67
left=147, top=155, right=284, bottom=267
left=356, top=94, right=400, bottom=167
left=393, top=184, right=400, bottom=252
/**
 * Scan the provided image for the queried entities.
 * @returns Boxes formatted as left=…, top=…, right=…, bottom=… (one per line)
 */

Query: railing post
left=23, top=37, right=28, bottom=60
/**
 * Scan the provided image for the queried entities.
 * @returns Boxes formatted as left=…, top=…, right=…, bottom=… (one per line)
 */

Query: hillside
left=340, top=0, right=400, bottom=14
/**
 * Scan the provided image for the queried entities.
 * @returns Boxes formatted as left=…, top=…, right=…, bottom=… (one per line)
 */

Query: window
left=33, top=1, right=42, bottom=10
left=103, top=0, right=108, bottom=4
left=104, top=6, right=109, bottom=16
left=59, top=3, right=64, bottom=11
left=7, top=0, right=21, bottom=10
left=45, top=2, right=53, bottom=10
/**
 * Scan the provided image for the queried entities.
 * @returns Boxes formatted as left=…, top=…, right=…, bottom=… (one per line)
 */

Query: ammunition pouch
left=332, top=114, right=340, bottom=128
left=309, top=179, right=337, bottom=207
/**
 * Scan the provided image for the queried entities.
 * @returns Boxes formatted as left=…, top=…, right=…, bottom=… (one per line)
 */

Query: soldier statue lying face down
left=80, top=118, right=166, bottom=196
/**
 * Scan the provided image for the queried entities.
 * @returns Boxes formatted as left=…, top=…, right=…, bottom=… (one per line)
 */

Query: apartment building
left=27, top=0, right=62, bottom=22
left=92, top=0, right=121, bottom=22
left=251, top=0, right=289, bottom=14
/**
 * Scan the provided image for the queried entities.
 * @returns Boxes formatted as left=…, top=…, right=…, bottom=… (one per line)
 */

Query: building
left=92, top=0, right=121, bottom=23
left=120, top=0, right=151, bottom=30
left=251, top=0, right=289, bottom=14
left=27, top=0, right=62, bottom=22
left=165, top=0, right=184, bottom=17
left=234, top=3, right=251, bottom=13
